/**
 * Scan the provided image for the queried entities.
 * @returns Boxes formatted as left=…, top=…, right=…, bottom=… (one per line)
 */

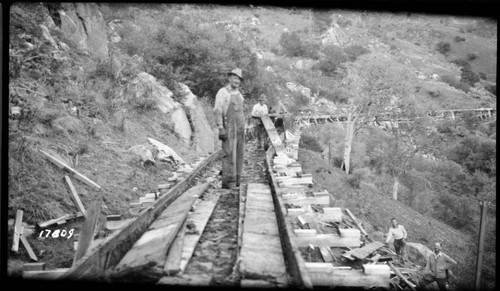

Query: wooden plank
left=388, top=262, right=417, bottom=291
left=350, top=241, right=385, bottom=260
left=12, top=210, right=23, bottom=252
left=62, top=150, right=220, bottom=280
left=40, top=149, right=102, bottom=191
left=264, top=147, right=313, bottom=289
left=368, top=254, right=381, bottom=264
left=239, top=183, right=287, bottom=284
left=179, top=193, right=220, bottom=274
left=319, top=247, right=334, bottom=262
left=23, top=269, right=69, bottom=280
left=163, top=220, right=187, bottom=276
left=73, top=200, right=102, bottom=265
left=37, top=212, right=84, bottom=228
left=295, top=234, right=362, bottom=247
left=308, top=268, right=390, bottom=287
left=23, top=263, right=46, bottom=272
left=64, top=176, right=86, bottom=215
left=261, top=115, right=286, bottom=155
left=20, top=233, right=38, bottom=261
left=345, top=208, right=368, bottom=236
left=114, top=183, right=208, bottom=274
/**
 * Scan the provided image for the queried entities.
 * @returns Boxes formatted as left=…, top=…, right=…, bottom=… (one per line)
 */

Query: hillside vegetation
left=8, top=3, right=496, bottom=290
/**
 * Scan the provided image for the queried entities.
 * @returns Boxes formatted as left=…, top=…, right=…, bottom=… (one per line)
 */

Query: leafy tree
left=447, top=137, right=496, bottom=177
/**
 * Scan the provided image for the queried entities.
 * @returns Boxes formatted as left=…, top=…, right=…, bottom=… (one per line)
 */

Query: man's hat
left=258, top=94, right=267, bottom=101
left=229, top=68, right=243, bottom=80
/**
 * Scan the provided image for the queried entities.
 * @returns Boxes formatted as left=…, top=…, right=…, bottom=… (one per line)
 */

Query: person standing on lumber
left=385, top=218, right=407, bottom=264
left=251, top=94, right=269, bottom=149
left=214, top=68, right=246, bottom=189
left=421, top=242, right=457, bottom=291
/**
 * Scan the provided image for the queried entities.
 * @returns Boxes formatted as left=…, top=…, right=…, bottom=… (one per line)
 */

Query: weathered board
left=239, top=183, right=287, bottom=285
left=163, top=220, right=187, bottom=276
left=73, top=200, right=102, bottom=265
left=307, top=268, right=390, bottom=287
left=178, top=193, right=220, bottom=273
left=113, top=183, right=208, bottom=274
left=350, top=241, right=385, bottom=260
left=64, top=175, right=86, bottom=215
left=12, top=210, right=23, bottom=252
left=40, top=149, right=102, bottom=191
left=62, top=151, right=220, bottom=280
left=294, top=233, right=362, bottom=248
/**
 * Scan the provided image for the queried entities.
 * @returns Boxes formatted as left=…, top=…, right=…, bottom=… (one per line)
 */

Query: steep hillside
left=298, top=148, right=495, bottom=291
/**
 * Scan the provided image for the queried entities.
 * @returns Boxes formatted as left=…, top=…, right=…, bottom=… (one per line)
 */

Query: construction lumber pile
left=262, top=116, right=391, bottom=289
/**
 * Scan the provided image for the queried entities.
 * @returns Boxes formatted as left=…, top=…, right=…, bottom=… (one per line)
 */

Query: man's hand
left=218, top=127, right=227, bottom=140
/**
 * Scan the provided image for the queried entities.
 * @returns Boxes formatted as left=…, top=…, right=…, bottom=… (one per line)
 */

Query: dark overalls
left=221, top=90, right=245, bottom=187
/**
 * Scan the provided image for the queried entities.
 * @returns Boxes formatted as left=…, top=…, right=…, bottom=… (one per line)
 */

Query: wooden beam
left=12, top=210, right=23, bottom=252
left=350, top=241, right=385, bottom=260
left=163, top=220, right=187, bottom=276
left=344, top=208, right=368, bottom=236
left=23, top=269, right=69, bottom=280
left=23, top=263, right=46, bottom=272
left=265, top=146, right=313, bottom=289
left=308, top=268, right=390, bottom=287
left=20, top=232, right=38, bottom=261
left=61, top=150, right=220, bottom=280
left=319, top=247, right=334, bottom=262
left=73, top=200, right=102, bottom=265
left=388, top=262, right=417, bottom=291
left=64, top=176, right=86, bottom=215
left=295, top=233, right=361, bottom=247
left=37, top=212, right=85, bottom=228
left=179, top=192, right=220, bottom=274
left=113, top=183, right=209, bottom=275
left=40, top=149, right=102, bottom=191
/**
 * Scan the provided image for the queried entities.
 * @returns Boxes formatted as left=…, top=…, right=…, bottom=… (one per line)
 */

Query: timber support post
left=475, top=201, right=488, bottom=291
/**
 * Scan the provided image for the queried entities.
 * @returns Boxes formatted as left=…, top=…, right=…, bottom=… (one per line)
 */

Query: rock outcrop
left=129, top=72, right=192, bottom=145
left=406, top=242, right=433, bottom=268
left=178, top=83, right=215, bottom=154
left=55, top=3, right=109, bottom=60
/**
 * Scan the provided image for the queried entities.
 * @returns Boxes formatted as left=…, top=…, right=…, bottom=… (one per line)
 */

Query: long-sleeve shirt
left=251, top=103, right=268, bottom=118
left=426, top=252, right=457, bottom=278
left=213, top=85, right=244, bottom=127
left=386, top=225, right=407, bottom=243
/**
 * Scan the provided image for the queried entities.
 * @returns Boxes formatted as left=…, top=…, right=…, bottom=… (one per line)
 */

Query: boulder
left=57, top=3, right=108, bottom=60
left=130, top=72, right=192, bottom=144
left=129, top=145, right=155, bottom=167
left=178, top=83, right=215, bottom=154
left=148, top=137, right=185, bottom=165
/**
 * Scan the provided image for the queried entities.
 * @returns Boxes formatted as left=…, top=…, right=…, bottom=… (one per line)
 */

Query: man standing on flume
left=214, top=68, right=246, bottom=189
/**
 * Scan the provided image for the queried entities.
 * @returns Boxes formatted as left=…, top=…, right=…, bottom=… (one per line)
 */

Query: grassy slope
left=298, top=148, right=482, bottom=290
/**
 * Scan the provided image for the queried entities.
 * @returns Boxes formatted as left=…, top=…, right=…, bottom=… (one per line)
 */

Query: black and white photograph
left=4, top=2, right=497, bottom=291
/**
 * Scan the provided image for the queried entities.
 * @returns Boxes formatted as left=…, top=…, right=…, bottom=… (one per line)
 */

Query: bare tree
left=339, top=53, right=417, bottom=175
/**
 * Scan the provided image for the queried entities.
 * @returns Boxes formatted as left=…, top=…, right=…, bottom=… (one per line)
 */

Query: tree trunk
left=392, top=175, right=399, bottom=200
left=343, top=112, right=356, bottom=175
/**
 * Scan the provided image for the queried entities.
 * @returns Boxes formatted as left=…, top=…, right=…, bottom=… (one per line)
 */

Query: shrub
left=343, top=45, right=370, bottom=62
left=466, top=52, right=478, bottom=61
left=336, top=18, right=352, bottom=28
left=279, top=31, right=305, bottom=57
left=435, top=41, right=451, bottom=55
left=478, top=72, right=487, bottom=80
left=427, top=89, right=441, bottom=98
left=347, top=168, right=369, bottom=188
left=313, top=45, right=347, bottom=77
left=460, top=67, right=480, bottom=86
left=299, top=134, right=323, bottom=153
left=439, top=74, right=471, bottom=92
left=451, top=58, right=471, bottom=69
left=454, top=35, right=466, bottom=42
